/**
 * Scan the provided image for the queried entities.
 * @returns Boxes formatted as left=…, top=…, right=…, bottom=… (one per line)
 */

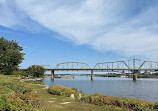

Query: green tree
left=27, top=65, right=46, bottom=77
left=0, top=37, right=24, bottom=74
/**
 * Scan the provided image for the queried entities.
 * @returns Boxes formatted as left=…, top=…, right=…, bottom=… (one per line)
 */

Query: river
left=42, top=76, right=158, bottom=102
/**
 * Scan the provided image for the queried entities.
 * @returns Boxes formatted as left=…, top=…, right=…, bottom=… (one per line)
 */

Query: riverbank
left=1, top=74, right=158, bottom=111
left=31, top=84, right=130, bottom=111
left=0, top=74, right=131, bottom=111
left=43, top=76, right=158, bottom=102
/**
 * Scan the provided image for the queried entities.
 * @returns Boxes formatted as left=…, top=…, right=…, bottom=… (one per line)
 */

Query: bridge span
left=43, top=59, right=158, bottom=81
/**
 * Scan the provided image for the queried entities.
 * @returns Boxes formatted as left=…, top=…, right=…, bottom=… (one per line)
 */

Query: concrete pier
left=51, top=70, right=54, bottom=80
left=91, top=70, right=93, bottom=80
left=133, top=73, right=137, bottom=81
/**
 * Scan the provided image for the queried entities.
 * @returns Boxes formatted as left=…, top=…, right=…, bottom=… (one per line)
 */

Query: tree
left=27, top=65, right=46, bottom=77
left=0, top=37, right=24, bottom=74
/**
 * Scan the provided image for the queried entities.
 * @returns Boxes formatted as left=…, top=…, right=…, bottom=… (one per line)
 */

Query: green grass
left=0, top=74, right=133, bottom=111
left=30, top=85, right=131, bottom=111
left=24, top=81, right=44, bottom=85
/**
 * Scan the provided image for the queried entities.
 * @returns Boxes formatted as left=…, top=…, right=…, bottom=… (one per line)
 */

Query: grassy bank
left=0, top=74, right=131, bottom=111
left=1, top=75, right=158, bottom=111
left=47, top=85, right=158, bottom=111
left=0, top=75, right=39, bottom=110
left=33, top=84, right=130, bottom=111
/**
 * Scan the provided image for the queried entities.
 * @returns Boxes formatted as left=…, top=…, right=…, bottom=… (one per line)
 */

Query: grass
left=0, top=74, right=133, bottom=111
left=0, top=74, right=39, bottom=110
left=30, top=84, right=131, bottom=111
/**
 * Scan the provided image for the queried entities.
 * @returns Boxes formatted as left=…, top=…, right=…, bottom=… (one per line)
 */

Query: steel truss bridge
left=42, top=59, right=158, bottom=80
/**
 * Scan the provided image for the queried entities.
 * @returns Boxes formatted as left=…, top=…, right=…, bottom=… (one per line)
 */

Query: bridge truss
left=55, top=62, right=90, bottom=69
left=42, top=59, right=158, bottom=73
left=39, top=59, right=158, bottom=80
left=94, top=59, right=158, bottom=73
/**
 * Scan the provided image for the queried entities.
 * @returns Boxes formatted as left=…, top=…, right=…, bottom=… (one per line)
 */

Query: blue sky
left=0, top=0, right=158, bottom=68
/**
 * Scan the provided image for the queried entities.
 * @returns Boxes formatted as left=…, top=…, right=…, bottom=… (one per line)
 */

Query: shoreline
left=1, top=74, right=158, bottom=111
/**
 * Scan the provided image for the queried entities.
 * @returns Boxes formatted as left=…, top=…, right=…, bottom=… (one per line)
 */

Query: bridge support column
left=51, top=70, right=54, bottom=80
left=91, top=70, right=93, bottom=80
left=133, top=73, right=137, bottom=81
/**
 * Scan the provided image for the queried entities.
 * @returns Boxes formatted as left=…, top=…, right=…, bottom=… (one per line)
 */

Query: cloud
left=0, top=0, right=44, bottom=32
left=1, top=0, right=158, bottom=59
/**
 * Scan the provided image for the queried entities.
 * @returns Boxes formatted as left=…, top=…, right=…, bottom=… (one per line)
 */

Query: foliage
left=80, top=94, right=158, bottom=111
left=0, top=82, right=28, bottom=94
left=0, top=75, right=39, bottom=110
left=27, top=65, right=46, bottom=77
left=47, top=85, right=158, bottom=110
left=24, top=81, right=44, bottom=85
left=12, top=70, right=29, bottom=77
left=0, top=37, right=24, bottom=75
left=0, top=95, right=9, bottom=110
left=154, top=102, right=158, bottom=109
left=0, top=86, right=14, bottom=94
left=48, top=85, right=81, bottom=98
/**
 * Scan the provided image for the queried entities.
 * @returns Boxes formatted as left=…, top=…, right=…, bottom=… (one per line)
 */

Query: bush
left=1, top=82, right=28, bottom=94
left=154, top=102, right=158, bottom=109
left=48, top=85, right=81, bottom=98
left=12, top=70, right=28, bottom=77
left=7, top=93, right=39, bottom=110
left=27, top=65, right=46, bottom=77
left=80, top=94, right=157, bottom=111
left=0, top=79, right=39, bottom=110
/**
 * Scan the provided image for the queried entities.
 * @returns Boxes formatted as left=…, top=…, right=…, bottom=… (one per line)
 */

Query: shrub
left=7, top=93, right=39, bottom=110
left=27, top=65, right=46, bottom=77
left=154, top=102, right=158, bottom=109
left=48, top=85, right=81, bottom=98
left=0, top=77, right=39, bottom=110
left=12, top=70, right=28, bottom=77
left=1, top=82, right=28, bottom=94
left=80, top=94, right=157, bottom=111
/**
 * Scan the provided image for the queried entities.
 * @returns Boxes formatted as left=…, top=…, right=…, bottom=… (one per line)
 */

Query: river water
left=42, top=76, right=158, bottom=102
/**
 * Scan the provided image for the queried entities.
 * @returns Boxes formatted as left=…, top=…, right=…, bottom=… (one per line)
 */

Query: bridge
left=43, top=59, right=158, bottom=80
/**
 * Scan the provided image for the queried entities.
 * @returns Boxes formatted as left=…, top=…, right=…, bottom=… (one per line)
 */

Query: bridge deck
left=46, top=68, right=158, bottom=71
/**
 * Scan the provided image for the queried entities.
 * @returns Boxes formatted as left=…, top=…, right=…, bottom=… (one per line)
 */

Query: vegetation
left=48, top=85, right=82, bottom=98
left=30, top=81, right=129, bottom=111
left=24, top=81, right=44, bottom=85
left=0, top=75, right=129, bottom=111
left=12, top=70, right=29, bottom=77
left=0, top=75, right=39, bottom=110
left=0, top=37, right=24, bottom=75
left=47, top=85, right=158, bottom=111
left=27, top=65, right=46, bottom=77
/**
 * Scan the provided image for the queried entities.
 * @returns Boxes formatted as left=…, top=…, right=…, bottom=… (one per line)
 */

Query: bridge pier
left=133, top=73, right=137, bottom=81
left=51, top=70, right=54, bottom=80
left=91, top=70, right=93, bottom=80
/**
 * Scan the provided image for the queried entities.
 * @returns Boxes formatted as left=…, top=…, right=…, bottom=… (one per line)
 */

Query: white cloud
left=1, top=0, right=158, bottom=59
left=0, top=0, right=44, bottom=32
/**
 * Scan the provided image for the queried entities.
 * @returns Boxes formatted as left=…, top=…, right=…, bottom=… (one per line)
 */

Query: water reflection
left=42, top=76, right=158, bottom=102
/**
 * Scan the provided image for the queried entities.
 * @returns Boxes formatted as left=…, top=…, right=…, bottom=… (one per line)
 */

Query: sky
left=0, top=0, right=158, bottom=69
